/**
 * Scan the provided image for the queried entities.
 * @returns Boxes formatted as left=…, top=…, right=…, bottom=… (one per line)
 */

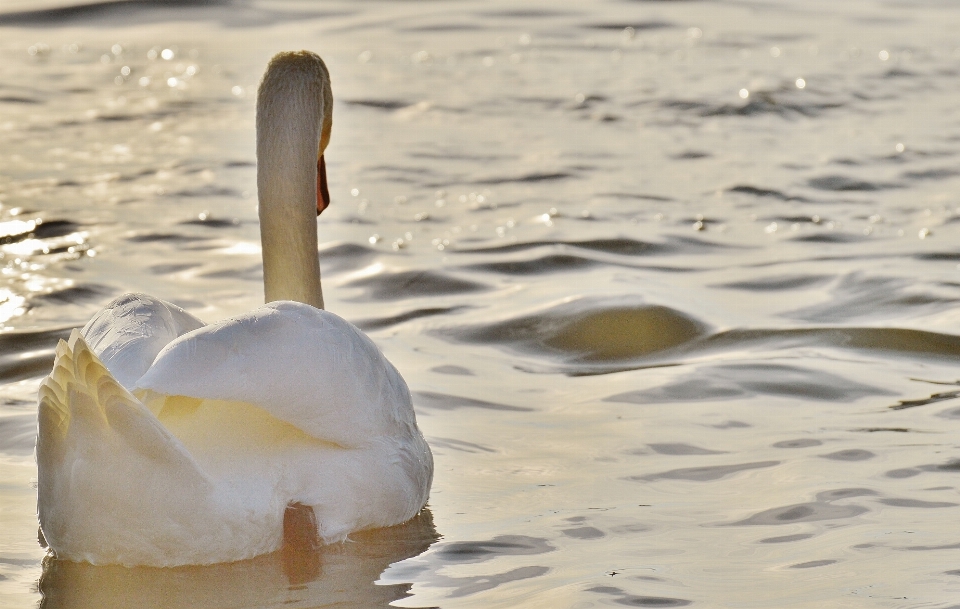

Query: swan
left=35, top=50, right=433, bottom=567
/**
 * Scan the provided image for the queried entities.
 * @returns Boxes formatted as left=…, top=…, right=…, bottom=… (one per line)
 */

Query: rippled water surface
left=3, top=0, right=960, bottom=606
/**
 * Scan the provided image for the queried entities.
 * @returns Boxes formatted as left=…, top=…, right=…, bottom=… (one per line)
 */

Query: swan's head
left=257, top=50, right=333, bottom=215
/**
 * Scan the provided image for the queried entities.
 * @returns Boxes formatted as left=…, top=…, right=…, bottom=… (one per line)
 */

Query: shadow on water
left=38, top=509, right=439, bottom=609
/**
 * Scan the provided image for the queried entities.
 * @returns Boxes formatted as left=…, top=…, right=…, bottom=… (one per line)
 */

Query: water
left=2, top=0, right=960, bottom=606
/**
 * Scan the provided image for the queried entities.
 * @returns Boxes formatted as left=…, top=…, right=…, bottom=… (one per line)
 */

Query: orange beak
left=317, top=156, right=330, bottom=215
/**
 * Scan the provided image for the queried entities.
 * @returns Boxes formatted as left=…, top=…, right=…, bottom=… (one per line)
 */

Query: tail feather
left=38, top=329, right=204, bottom=472
left=37, top=330, right=225, bottom=565
left=37, top=340, right=72, bottom=443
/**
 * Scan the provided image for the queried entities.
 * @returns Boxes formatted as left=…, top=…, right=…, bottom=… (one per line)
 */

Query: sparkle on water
left=2, top=0, right=960, bottom=607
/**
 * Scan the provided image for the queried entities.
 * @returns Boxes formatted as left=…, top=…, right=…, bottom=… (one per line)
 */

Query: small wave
left=631, top=460, right=779, bottom=482
left=0, top=327, right=70, bottom=383
left=431, top=365, right=474, bottom=376
left=149, top=262, right=200, bottom=275
left=901, top=167, right=960, bottom=181
left=318, top=242, right=379, bottom=274
left=344, top=270, right=489, bottom=301
left=706, top=327, right=960, bottom=361
left=509, top=96, right=568, bottom=110
left=410, top=151, right=515, bottom=162
left=401, top=23, right=483, bottom=32
left=180, top=215, right=242, bottom=227
left=673, top=150, right=711, bottom=160
left=0, top=96, right=41, bottom=105
left=595, top=192, right=673, bottom=202
left=807, top=175, right=899, bottom=191
left=458, top=238, right=669, bottom=256
left=435, top=297, right=709, bottom=367
left=584, top=21, right=673, bottom=31
left=35, top=220, right=82, bottom=239
left=879, top=498, right=957, bottom=508
left=472, top=171, right=573, bottom=185
left=791, top=232, right=868, bottom=244
left=785, top=273, right=956, bottom=322
left=354, top=306, right=466, bottom=331
left=727, top=185, right=808, bottom=201
left=127, top=232, right=208, bottom=243
left=876, top=466, right=921, bottom=478
left=820, top=449, right=875, bottom=462
left=790, top=560, right=836, bottom=569
left=773, top=439, right=822, bottom=449
left=606, top=362, right=892, bottom=404
left=423, top=535, right=554, bottom=597
left=435, top=535, right=553, bottom=563
left=0, top=219, right=80, bottom=244
left=760, top=533, right=815, bottom=544
left=0, top=0, right=345, bottom=27
left=343, top=99, right=412, bottom=111
left=883, top=68, right=918, bottom=79
left=34, top=284, right=113, bottom=305
left=587, top=587, right=691, bottom=608
left=429, top=437, right=496, bottom=454
left=465, top=254, right=600, bottom=275
left=437, top=294, right=960, bottom=375
left=714, top=274, right=830, bottom=292
left=479, top=8, right=574, bottom=18
left=914, top=251, right=960, bottom=261
left=173, top=186, right=242, bottom=199
left=663, top=91, right=842, bottom=119
left=891, top=386, right=960, bottom=411
left=413, top=391, right=533, bottom=412
left=96, top=113, right=140, bottom=123
left=454, top=236, right=727, bottom=256
left=0, top=0, right=213, bottom=26
left=647, top=443, right=725, bottom=456
left=561, top=526, right=604, bottom=539
left=728, top=488, right=874, bottom=526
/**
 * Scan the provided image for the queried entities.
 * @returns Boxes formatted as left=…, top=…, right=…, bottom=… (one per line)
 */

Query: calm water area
left=2, top=0, right=960, bottom=606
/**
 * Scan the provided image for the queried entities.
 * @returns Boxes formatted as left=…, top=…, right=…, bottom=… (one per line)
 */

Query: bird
left=35, top=50, right=433, bottom=567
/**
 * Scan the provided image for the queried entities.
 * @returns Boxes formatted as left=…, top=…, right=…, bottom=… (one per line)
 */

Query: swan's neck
left=256, top=54, right=329, bottom=309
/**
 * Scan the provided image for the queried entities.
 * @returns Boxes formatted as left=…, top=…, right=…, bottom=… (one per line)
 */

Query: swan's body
left=36, top=51, right=433, bottom=567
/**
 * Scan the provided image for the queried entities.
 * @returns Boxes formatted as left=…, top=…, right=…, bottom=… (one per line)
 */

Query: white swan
left=36, top=51, right=433, bottom=567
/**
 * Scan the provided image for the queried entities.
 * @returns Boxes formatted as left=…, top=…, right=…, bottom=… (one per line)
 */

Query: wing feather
left=135, top=301, right=416, bottom=449
left=81, top=293, right=204, bottom=389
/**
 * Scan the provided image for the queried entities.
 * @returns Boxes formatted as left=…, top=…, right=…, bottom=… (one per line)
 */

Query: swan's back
left=37, top=297, right=433, bottom=566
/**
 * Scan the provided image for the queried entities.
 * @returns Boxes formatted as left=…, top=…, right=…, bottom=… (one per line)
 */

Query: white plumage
left=36, top=51, right=433, bottom=566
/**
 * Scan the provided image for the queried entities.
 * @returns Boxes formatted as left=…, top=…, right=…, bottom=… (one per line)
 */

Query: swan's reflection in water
left=39, top=509, right=438, bottom=609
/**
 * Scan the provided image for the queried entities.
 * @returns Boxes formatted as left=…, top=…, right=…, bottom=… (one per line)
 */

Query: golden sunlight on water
left=3, top=0, right=960, bottom=607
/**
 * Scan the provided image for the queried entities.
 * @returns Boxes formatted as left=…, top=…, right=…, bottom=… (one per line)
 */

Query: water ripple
left=344, top=270, right=489, bottom=301
left=0, top=327, right=69, bottom=383
left=438, top=295, right=960, bottom=375
left=631, top=460, right=779, bottom=483
left=436, top=297, right=708, bottom=368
